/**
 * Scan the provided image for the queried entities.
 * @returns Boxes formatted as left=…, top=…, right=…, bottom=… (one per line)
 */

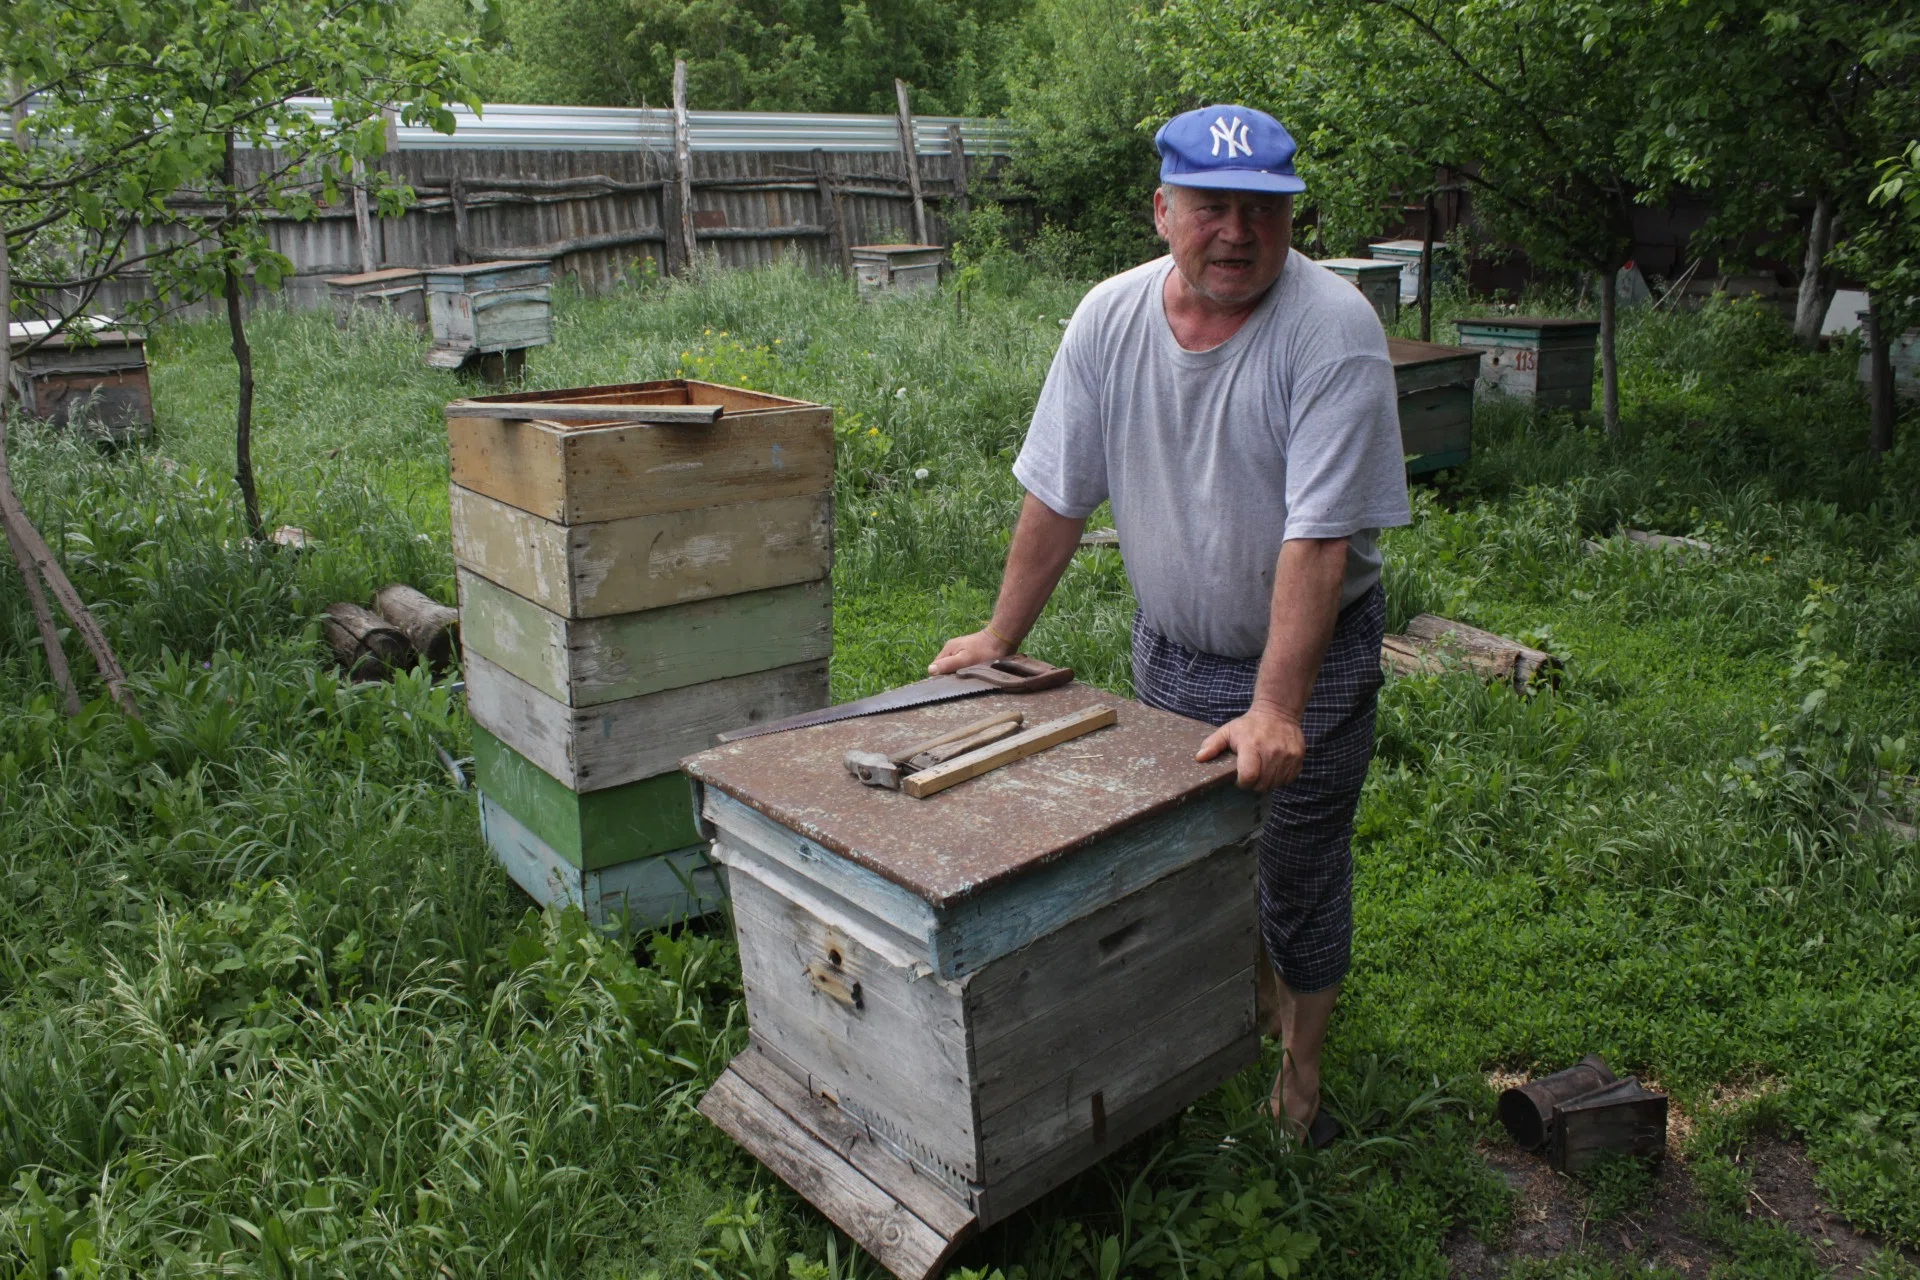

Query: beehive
left=1368, top=239, right=1455, bottom=303
left=326, top=268, right=427, bottom=326
left=1390, top=337, right=1480, bottom=475
left=685, top=685, right=1265, bottom=1279
left=1317, top=258, right=1402, bottom=323
left=1856, top=313, right=1920, bottom=398
left=450, top=379, right=834, bottom=928
left=7, top=319, right=152, bottom=437
left=1452, top=316, right=1600, bottom=410
left=425, top=260, right=554, bottom=370
left=853, top=245, right=944, bottom=295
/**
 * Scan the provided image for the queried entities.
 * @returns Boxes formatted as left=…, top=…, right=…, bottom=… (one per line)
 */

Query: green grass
left=1, top=256, right=1918, bottom=1278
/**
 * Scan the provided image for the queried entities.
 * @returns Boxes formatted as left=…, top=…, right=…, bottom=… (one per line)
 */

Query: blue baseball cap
left=1155, top=105, right=1306, bottom=195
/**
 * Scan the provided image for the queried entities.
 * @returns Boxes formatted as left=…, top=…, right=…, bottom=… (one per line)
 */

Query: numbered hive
left=451, top=378, right=834, bottom=919
left=425, top=259, right=553, bottom=366
left=684, top=685, right=1264, bottom=1280
left=7, top=319, right=152, bottom=436
left=1390, top=337, right=1481, bottom=475
left=1452, top=316, right=1600, bottom=410
left=1318, top=258, right=1402, bottom=323
left=853, top=245, right=944, bottom=295
left=327, top=268, right=427, bottom=326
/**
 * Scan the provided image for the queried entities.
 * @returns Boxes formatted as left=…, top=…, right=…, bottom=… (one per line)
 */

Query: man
left=928, top=105, right=1410, bottom=1146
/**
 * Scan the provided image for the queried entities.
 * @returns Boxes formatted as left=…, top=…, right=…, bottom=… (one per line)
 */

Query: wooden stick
left=903, top=705, right=1117, bottom=799
left=893, top=79, right=929, bottom=246
left=443, top=400, right=723, bottom=424
left=906, top=718, right=1024, bottom=771
left=888, top=708, right=1025, bottom=765
left=672, top=61, right=698, bottom=273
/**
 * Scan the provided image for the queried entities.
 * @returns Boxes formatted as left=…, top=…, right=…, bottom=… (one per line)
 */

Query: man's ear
left=1152, top=185, right=1173, bottom=241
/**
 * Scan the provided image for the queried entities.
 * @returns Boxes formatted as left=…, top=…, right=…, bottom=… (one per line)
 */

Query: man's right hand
left=928, top=628, right=1016, bottom=675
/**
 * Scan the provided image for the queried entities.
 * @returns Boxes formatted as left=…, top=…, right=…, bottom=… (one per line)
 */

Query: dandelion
left=914, top=467, right=930, bottom=480
left=1059, top=318, right=1068, bottom=328
left=867, top=427, right=880, bottom=437
left=895, top=386, right=908, bottom=400
left=869, top=510, right=879, bottom=518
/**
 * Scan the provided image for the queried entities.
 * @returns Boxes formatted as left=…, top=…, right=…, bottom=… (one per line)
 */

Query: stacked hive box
left=1317, top=258, right=1402, bottom=323
left=448, top=379, right=836, bottom=929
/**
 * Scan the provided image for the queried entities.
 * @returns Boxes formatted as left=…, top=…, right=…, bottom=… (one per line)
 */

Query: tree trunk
left=1867, top=293, right=1897, bottom=460
left=224, top=132, right=264, bottom=543
left=1599, top=267, right=1620, bottom=436
left=1792, top=194, right=1835, bottom=348
left=1419, top=193, right=1435, bottom=342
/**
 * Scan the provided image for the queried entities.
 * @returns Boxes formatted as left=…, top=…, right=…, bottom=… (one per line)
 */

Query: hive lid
left=1453, top=315, right=1600, bottom=332
left=1389, top=336, right=1480, bottom=367
left=326, top=267, right=426, bottom=287
left=682, top=684, right=1239, bottom=908
left=1318, top=257, right=1400, bottom=271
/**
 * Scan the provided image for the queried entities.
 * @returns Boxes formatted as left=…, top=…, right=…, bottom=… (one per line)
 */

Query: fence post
left=946, top=123, right=969, bottom=221
left=812, top=148, right=852, bottom=276
left=449, top=175, right=471, bottom=263
left=351, top=160, right=377, bottom=274
left=673, top=61, right=698, bottom=273
left=894, top=78, right=929, bottom=245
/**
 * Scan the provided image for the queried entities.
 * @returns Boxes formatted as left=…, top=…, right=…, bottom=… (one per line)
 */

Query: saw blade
left=714, top=674, right=993, bottom=743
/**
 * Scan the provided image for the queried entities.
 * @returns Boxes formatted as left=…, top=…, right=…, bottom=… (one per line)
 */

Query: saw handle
left=955, top=655, right=1074, bottom=691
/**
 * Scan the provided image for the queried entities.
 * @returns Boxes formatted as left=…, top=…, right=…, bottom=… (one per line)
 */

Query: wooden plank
left=464, top=650, right=829, bottom=793
left=975, top=966, right=1255, bottom=1188
left=456, top=569, right=832, bottom=707
left=446, top=405, right=834, bottom=525
left=902, top=705, right=1117, bottom=799
left=729, top=1040, right=977, bottom=1237
left=449, top=484, right=831, bottom=619
left=727, top=865, right=980, bottom=1181
left=698, top=1068, right=968, bottom=1280
left=973, top=1032, right=1257, bottom=1229
left=893, top=80, right=929, bottom=246
left=444, top=401, right=722, bottom=425
left=471, top=726, right=703, bottom=868
left=967, top=842, right=1255, bottom=1123
left=933, top=785, right=1261, bottom=978
left=479, top=793, right=725, bottom=928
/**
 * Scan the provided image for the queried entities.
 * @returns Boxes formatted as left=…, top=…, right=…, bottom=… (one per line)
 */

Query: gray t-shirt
left=1014, top=251, right=1412, bottom=658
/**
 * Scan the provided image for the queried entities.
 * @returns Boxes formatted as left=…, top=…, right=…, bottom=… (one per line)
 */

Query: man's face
left=1153, top=185, right=1293, bottom=306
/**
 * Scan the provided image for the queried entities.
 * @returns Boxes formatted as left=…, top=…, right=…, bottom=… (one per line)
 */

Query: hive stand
left=853, top=245, right=944, bottom=296
left=448, top=378, right=834, bottom=930
left=1389, top=337, right=1481, bottom=475
left=684, top=686, right=1266, bottom=1280
left=1452, top=316, right=1601, bottom=411
left=1317, top=258, right=1402, bottom=324
left=7, top=319, right=153, bottom=438
left=425, top=260, right=554, bottom=382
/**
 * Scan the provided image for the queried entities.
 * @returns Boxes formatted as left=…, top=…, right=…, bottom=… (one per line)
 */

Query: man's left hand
left=1196, top=704, right=1306, bottom=791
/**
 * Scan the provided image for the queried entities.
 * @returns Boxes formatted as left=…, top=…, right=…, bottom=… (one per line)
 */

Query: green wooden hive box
left=1452, top=316, right=1600, bottom=410
left=1317, top=257, right=1402, bottom=323
left=1390, top=337, right=1480, bottom=475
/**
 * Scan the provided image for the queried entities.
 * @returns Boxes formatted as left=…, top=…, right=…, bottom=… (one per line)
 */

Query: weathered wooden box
left=451, top=378, right=835, bottom=916
left=1856, top=314, right=1920, bottom=399
left=327, top=268, right=427, bottom=326
left=685, top=685, right=1265, bottom=1279
left=1390, top=337, right=1480, bottom=475
left=479, top=792, right=724, bottom=930
left=1453, top=316, right=1599, bottom=410
left=1369, top=240, right=1454, bottom=303
left=7, top=320, right=153, bottom=435
left=425, top=259, right=553, bottom=369
left=854, top=245, right=944, bottom=295
left=1318, top=258, right=1401, bottom=323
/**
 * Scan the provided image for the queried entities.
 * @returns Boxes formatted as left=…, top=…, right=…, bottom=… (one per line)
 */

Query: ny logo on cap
left=1208, top=115, right=1252, bottom=160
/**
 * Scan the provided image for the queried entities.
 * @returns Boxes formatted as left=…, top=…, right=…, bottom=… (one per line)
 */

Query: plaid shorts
left=1131, top=585, right=1386, bottom=994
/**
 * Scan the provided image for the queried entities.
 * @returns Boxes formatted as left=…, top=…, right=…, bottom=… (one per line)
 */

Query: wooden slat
left=464, top=650, right=829, bottom=793
left=456, top=569, right=832, bottom=707
left=902, top=705, right=1117, bottom=799
left=444, top=400, right=723, bottom=424
left=449, top=484, right=831, bottom=619
left=698, top=1067, right=970, bottom=1280
left=470, top=726, right=703, bottom=868
left=478, top=793, right=724, bottom=928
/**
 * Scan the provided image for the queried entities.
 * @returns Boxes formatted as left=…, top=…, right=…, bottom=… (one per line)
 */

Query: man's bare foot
left=1263, top=1051, right=1319, bottom=1138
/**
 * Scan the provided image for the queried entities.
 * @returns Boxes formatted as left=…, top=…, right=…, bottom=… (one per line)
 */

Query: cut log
left=1402, top=614, right=1560, bottom=689
left=1381, top=633, right=1524, bottom=684
left=324, top=603, right=413, bottom=680
left=373, top=584, right=460, bottom=670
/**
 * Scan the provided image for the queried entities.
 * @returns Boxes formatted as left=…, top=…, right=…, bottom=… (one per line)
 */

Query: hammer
left=844, top=710, right=1026, bottom=790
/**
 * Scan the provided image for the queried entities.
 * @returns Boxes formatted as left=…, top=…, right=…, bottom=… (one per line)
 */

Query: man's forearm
left=989, top=493, right=1086, bottom=644
left=1252, top=537, right=1349, bottom=720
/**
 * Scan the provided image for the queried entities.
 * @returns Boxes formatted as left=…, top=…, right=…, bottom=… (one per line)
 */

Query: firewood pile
left=1381, top=614, right=1560, bottom=691
left=323, top=584, right=459, bottom=680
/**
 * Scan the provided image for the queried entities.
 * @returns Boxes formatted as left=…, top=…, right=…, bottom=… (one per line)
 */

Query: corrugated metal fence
left=75, top=101, right=1019, bottom=316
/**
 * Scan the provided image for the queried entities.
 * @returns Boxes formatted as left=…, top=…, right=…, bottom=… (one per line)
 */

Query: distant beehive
left=1452, top=317, right=1600, bottom=411
left=1390, top=337, right=1480, bottom=476
left=1368, top=240, right=1457, bottom=303
left=854, top=245, right=944, bottom=295
left=7, top=319, right=152, bottom=438
left=1317, top=258, right=1402, bottom=324
left=447, top=378, right=835, bottom=930
left=1856, top=312, right=1920, bottom=398
left=424, top=260, right=554, bottom=372
left=326, top=268, right=427, bottom=326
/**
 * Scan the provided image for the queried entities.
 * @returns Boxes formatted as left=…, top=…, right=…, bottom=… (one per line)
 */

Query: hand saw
left=714, top=655, right=1073, bottom=743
